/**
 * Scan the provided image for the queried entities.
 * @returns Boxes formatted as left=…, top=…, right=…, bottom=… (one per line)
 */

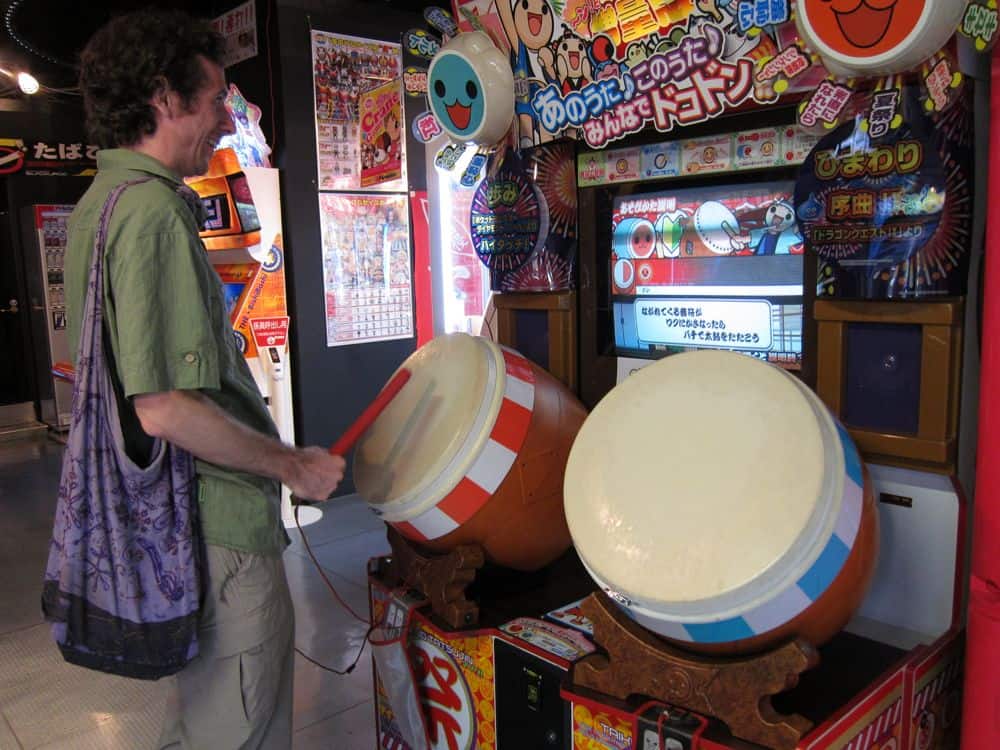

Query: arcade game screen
left=610, top=180, right=804, bottom=370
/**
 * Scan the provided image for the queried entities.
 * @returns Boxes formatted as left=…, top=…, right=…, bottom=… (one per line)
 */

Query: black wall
left=271, top=0, right=424, bottom=494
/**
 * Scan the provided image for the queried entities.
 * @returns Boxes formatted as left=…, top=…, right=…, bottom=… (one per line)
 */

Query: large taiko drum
left=564, top=350, right=878, bottom=655
left=355, top=333, right=587, bottom=571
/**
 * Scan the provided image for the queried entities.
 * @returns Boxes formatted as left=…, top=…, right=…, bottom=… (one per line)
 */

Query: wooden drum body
left=355, top=333, right=587, bottom=571
left=564, top=350, right=878, bottom=655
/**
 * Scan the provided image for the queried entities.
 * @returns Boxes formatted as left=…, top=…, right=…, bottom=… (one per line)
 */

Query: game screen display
left=611, top=180, right=804, bottom=369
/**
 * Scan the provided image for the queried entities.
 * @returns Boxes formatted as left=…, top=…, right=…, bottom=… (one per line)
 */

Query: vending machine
left=21, top=204, right=74, bottom=430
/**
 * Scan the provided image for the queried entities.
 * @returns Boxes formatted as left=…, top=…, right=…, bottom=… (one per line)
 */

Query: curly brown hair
left=79, top=9, right=225, bottom=148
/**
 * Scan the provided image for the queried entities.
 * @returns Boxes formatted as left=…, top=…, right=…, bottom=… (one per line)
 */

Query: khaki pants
left=159, top=545, right=295, bottom=750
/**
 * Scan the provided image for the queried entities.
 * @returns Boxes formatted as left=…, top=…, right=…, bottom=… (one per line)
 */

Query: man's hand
left=134, top=390, right=347, bottom=500
left=282, top=447, right=346, bottom=501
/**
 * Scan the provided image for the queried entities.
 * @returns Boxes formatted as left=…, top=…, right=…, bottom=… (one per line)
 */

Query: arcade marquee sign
left=429, top=0, right=994, bottom=149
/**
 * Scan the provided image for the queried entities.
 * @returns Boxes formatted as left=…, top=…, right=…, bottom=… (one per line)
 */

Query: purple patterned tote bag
left=41, top=178, right=202, bottom=680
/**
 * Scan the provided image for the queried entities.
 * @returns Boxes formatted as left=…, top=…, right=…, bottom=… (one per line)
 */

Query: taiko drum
left=354, top=333, right=587, bottom=571
left=563, top=350, right=879, bottom=655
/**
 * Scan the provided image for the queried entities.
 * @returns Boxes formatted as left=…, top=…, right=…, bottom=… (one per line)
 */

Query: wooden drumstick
left=292, top=368, right=411, bottom=505
left=329, top=367, right=412, bottom=456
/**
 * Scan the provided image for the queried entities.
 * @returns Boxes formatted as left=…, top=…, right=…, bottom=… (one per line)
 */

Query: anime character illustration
left=552, top=29, right=592, bottom=94
left=614, top=217, right=657, bottom=259
left=385, top=110, right=402, bottom=161
left=495, top=0, right=556, bottom=146
left=750, top=200, right=800, bottom=255
left=373, top=132, right=391, bottom=165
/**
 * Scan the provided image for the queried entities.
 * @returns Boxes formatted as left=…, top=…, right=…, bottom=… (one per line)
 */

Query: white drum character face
left=427, top=32, right=515, bottom=144
left=796, top=0, right=966, bottom=76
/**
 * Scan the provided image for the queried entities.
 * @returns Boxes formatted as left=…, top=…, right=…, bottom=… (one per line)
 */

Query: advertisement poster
left=610, top=181, right=804, bottom=370
left=319, top=193, right=413, bottom=346
left=311, top=31, right=402, bottom=190
left=795, top=81, right=973, bottom=299
left=212, top=0, right=257, bottom=68
left=359, top=79, right=404, bottom=188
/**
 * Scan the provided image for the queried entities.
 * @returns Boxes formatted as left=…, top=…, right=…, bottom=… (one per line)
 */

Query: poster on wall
left=359, top=79, right=404, bottom=188
left=212, top=0, right=257, bottom=68
left=319, top=193, right=413, bottom=346
left=794, top=80, right=973, bottom=299
left=311, top=31, right=404, bottom=190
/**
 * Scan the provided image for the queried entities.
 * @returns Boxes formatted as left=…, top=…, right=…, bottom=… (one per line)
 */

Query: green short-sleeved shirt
left=65, top=149, right=287, bottom=557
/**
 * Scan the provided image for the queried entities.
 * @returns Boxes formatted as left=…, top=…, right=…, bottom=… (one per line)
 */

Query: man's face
left=172, top=56, right=235, bottom=177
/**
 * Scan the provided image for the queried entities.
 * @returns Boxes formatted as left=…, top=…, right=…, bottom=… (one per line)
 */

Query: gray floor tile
left=286, top=496, right=383, bottom=550
left=0, top=713, right=23, bottom=750
left=0, top=440, right=62, bottom=635
left=34, top=710, right=164, bottom=749
left=284, top=550, right=373, bottom=644
left=293, top=700, right=376, bottom=750
left=0, top=624, right=167, bottom=749
left=286, top=528, right=390, bottom=587
left=293, top=653, right=373, bottom=733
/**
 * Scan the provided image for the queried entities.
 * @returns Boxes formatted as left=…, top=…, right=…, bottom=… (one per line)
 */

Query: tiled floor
left=0, top=436, right=390, bottom=749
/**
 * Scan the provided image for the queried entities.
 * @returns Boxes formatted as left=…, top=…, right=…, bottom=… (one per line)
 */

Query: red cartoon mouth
left=446, top=101, right=472, bottom=130
left=528, top=12, right=543, bottom=35
left=833, top=0, right=896, bottom=49
left=569, top=51, right=580, bottom=69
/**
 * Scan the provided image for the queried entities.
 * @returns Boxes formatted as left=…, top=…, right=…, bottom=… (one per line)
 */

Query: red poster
left=359, top=79, right=404, bottom=188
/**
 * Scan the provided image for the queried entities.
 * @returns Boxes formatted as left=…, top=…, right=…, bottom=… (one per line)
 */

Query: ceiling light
left=17, top=72, right=38, bottom=95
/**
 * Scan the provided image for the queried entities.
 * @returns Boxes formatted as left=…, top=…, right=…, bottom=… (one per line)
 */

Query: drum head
left=565, top=351, right=829, bottom=607
left=354, top=334, right=504, bottom=513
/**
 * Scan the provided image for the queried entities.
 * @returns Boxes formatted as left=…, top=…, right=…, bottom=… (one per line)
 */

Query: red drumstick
left=329, top=368, right=411, bottom=456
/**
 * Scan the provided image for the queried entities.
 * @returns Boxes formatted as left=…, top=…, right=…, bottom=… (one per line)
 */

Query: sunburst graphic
left=501, top=253, right=573, bottom=292
left=528, top=143, right=578, bottom=239
left=885, top=83, right=972, bottom=296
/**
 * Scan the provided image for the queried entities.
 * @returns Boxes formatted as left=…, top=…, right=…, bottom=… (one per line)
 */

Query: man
left=65, top=10, right=345, bottom=748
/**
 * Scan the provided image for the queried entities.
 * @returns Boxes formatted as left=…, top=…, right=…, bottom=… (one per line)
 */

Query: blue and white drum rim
left=587, top=391, right=865, bottom=645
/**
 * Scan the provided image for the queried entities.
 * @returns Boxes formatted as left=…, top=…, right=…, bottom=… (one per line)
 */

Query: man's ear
left=150, top=76, right=178, bottom=120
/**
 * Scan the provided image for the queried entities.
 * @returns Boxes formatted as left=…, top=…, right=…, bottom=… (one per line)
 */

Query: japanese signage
left=469, top=143, right=578, bottom=291
left=249, top=316, right=290, bottom=350
left=371, top=587, right=497, bottom=750
left=960, top=0, right=1000, bottom=51
left=794, top=81, right=973, bottom=299
left=0, top=138, right=97, bottom=176
left=636, top=299, right=774, bottom=351
left=359, top=79, right=404, bottom=188
left=681, top=134, right=732, bottom=175
left=311, top=31, right=403, bottom=191
left=454, top=0, right=828, bottom=149
left=641, top=141, right=680, bottom=179
left=470, top=160, right=544, bottom=279
left=212, top=0, right=257, bottom=68
left=318, top=193, right=413, bottom=346
left=578, top=124, right=821, bottom=189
